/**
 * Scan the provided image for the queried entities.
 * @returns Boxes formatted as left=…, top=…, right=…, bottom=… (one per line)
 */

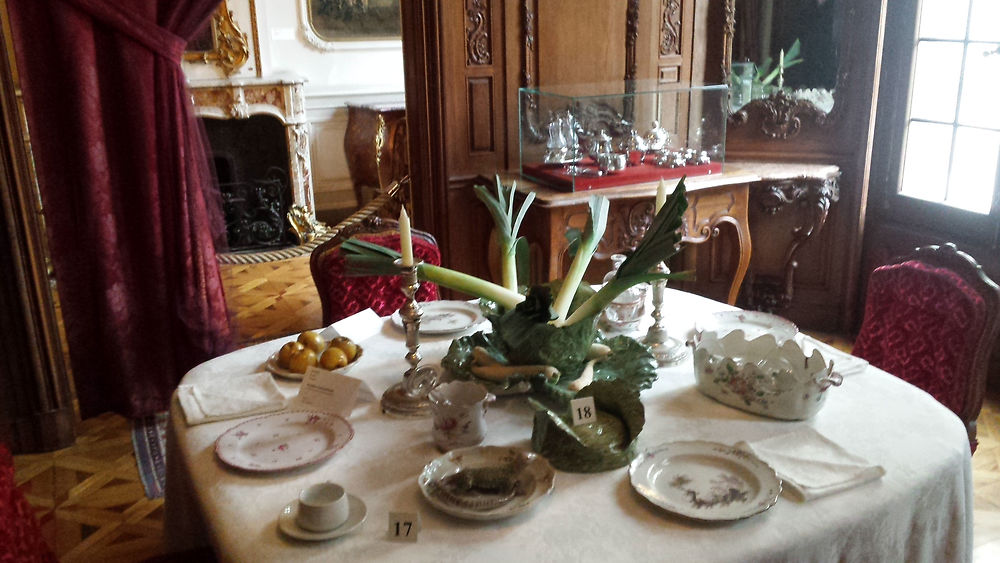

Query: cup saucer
left=278, top=494, right=367, bottom=541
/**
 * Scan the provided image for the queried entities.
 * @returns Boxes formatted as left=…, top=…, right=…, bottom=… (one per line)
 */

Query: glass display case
left=519, top=82, right=727, bottom=192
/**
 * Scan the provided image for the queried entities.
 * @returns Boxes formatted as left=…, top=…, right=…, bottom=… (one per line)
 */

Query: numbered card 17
left=570, top=396, right=597, bottom=426
left=388, top=511, right=420, bottom=542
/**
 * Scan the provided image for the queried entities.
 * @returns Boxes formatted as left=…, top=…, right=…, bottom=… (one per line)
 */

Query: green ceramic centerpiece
left=343, top=175, right=691, bottom=472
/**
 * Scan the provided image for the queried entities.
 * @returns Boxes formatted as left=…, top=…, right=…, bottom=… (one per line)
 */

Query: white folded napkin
left=797, top=334, right=869, bottom=377
left=178, top=372, right=287, bottom=426
left=320, top=308, right=382, bottom=343
left=737, top=428, right=885, bottom=501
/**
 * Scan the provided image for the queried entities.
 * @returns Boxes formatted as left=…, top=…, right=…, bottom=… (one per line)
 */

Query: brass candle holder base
left=380, top=259, right=438, bottom=418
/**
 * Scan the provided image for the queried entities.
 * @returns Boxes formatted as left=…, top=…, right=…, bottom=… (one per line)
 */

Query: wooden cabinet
left=401, top=1, right=884, bottom=332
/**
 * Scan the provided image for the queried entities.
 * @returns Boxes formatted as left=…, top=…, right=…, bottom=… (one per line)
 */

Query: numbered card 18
left=388, top=511, right=420, bottom=542
left=570, top=396, right=597, bottom=426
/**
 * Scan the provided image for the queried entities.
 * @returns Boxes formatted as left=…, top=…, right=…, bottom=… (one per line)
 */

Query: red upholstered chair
left=310, top=192, right=440, bottom=325
left=852, top=243, right=1000, bottom=453
left=1, top=443, right=57, bottom=562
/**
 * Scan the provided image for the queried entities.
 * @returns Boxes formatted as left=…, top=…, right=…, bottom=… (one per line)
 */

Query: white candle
left=655, top=179, right=667, bottom=214
left=399, top=207, right=414, bottom=267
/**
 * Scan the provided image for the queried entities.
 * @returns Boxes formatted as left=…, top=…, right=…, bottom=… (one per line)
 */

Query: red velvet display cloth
left=312, top=232, right=442, bottom=325
left=0, top=444, right=57, bottom=563
left=8, top=0, right=232, bottom=418
left=522, top=160, right=722, bottom=191
left=852, top=260, right=987, bottom=450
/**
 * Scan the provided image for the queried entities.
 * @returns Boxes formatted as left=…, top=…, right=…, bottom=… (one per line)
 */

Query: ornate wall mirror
left=723, top=0, right=844, bottom=138
left=184, top=1, right=250, bottom=76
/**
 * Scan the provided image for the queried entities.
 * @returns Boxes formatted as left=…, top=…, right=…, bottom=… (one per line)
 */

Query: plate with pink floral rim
left=214, top=411, right=353, bottom=472
left=628, top=440, right=781, bottom=522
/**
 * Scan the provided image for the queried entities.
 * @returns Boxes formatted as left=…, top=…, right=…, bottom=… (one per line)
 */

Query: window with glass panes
left=898, top=0, right=1000, bottom=214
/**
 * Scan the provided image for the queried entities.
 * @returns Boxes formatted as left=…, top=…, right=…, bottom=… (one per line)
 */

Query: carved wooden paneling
left=467, top=77, right=495, bottom=152
left=466, top=0, right=492, bottom=66
left=660, top=0, right=682, bottom=56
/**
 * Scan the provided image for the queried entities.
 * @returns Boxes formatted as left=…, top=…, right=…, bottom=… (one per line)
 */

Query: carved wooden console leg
left=746, top=175, right=840, bottom=312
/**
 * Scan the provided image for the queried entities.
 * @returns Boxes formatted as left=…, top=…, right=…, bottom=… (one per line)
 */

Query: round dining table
left=164, top=289, right=972, bottom=562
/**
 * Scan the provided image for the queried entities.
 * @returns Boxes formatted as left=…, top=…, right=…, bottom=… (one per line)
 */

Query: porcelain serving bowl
left=690, top=329, right=842, bottom=420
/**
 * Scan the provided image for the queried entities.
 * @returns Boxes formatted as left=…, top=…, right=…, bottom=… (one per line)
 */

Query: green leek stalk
left=474, top=175, right=535, bottom=292
left=551, top=195, right=610, bottom=325
left=562, top=178, right=691, bottom=326
left=341, top=239, right=525, bottom=310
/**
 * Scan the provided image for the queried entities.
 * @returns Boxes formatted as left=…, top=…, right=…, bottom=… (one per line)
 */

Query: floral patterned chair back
left=852, top=243, right=1000, bottom=453
left=310, top=188, right=440, bottom=325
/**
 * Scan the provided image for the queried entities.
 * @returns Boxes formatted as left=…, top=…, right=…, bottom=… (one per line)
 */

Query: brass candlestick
left=381, top=259, right=438, bottom=418
left=643, top=261, right=689, bottom=366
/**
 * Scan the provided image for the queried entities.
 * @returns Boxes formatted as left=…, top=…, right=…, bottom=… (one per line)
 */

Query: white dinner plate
left=696, top=311, right=799, bottom=342
left=629, top=441, right=781, bottom=522
left=215, top=411, right=353, bottom=472
left=392, top=300, right=486, bottom=335
left=418, top=446, right=555, bottom=520
left=277, top=495, right=367, bottom=541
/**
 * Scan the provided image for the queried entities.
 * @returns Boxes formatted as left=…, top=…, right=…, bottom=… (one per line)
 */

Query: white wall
left=185, top=0, right=406, bottom=217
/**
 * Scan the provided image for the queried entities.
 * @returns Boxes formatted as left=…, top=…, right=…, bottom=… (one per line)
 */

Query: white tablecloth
left=164, top=289, right=973, bottom=562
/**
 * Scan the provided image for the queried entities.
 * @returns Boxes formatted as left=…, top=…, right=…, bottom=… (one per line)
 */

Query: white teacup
left=296, top=482, right=350, bottom=532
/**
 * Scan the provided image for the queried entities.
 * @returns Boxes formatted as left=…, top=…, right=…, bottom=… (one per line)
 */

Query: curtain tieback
left=56, top=0, right=188, bottom=62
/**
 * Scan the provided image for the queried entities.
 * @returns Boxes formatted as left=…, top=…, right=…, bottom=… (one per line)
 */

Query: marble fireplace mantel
left=187, top=74, right=318, bottom=242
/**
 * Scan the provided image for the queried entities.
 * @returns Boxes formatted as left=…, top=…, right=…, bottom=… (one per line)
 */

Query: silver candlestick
left=381, top=259, right=438, bottom=417
left=643, top=261, right=689, bottom=366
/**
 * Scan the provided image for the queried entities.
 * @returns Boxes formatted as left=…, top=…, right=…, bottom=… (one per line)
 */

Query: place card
left=387, top=511, right=420, bottom=542
left=570, top=396, right=597, bottom=426
left=291, top=367, right=362, bottom=417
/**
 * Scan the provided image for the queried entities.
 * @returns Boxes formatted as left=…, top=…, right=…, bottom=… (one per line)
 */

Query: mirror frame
left=184, top=0, right=250, bottom=76
left=721, top=0, right=850, bottom=139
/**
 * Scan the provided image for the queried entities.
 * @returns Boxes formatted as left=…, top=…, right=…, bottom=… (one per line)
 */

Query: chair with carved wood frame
left=852, top=243, right=1000, bottom=453
left=310, top=177, right=441, bottom=325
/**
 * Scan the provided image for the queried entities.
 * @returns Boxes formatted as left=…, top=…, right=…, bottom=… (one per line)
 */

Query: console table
left=505, top=170, right=758, bottom=305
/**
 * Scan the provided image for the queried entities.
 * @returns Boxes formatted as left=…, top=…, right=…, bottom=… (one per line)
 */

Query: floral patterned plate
left=629, top=440, right=781, bottom=522
left=392, top=301, right=486, bottom=335
left=418, top=446, right=555, bottom=521
left=215, top=411, right=353, bottom=472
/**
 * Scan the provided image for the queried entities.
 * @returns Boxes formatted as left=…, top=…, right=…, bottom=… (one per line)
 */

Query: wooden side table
left=344, top=103, right=408, bottom=205
left=506, top=171, right=758, bottom=306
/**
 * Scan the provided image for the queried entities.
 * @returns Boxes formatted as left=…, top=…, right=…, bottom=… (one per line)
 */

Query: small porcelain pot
left=429, top=381, right=495, bottom=451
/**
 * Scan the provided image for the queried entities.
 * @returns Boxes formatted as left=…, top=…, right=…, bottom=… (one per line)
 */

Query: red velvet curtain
left=8, top=0, right=232, bottom=418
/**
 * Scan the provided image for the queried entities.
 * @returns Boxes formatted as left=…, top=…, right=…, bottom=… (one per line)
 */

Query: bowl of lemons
left=267, top=331, right=363, bottom=379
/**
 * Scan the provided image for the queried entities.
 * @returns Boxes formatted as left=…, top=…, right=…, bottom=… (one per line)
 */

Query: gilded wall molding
left=466, top=0, right=492, bottom=65
left=184, top=2, right=249, bottom=76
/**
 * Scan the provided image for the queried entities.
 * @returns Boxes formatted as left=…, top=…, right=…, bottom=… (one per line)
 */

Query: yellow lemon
left=297, top=330, right=327, bottom=354
left=277, top=341, right=305, bottom=369
left=320, top=346, right=349, bottom=370
left=329, top=337, right=358, bottom=362
left=288, top=349, right=318, bottom=374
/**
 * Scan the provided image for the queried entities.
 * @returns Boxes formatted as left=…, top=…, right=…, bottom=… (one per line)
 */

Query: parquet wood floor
left=12, top=259, right=1000, bottom=561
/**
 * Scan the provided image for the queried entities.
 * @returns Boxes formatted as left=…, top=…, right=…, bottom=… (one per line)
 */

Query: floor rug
left=131, top=412, right=169, bottom=499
